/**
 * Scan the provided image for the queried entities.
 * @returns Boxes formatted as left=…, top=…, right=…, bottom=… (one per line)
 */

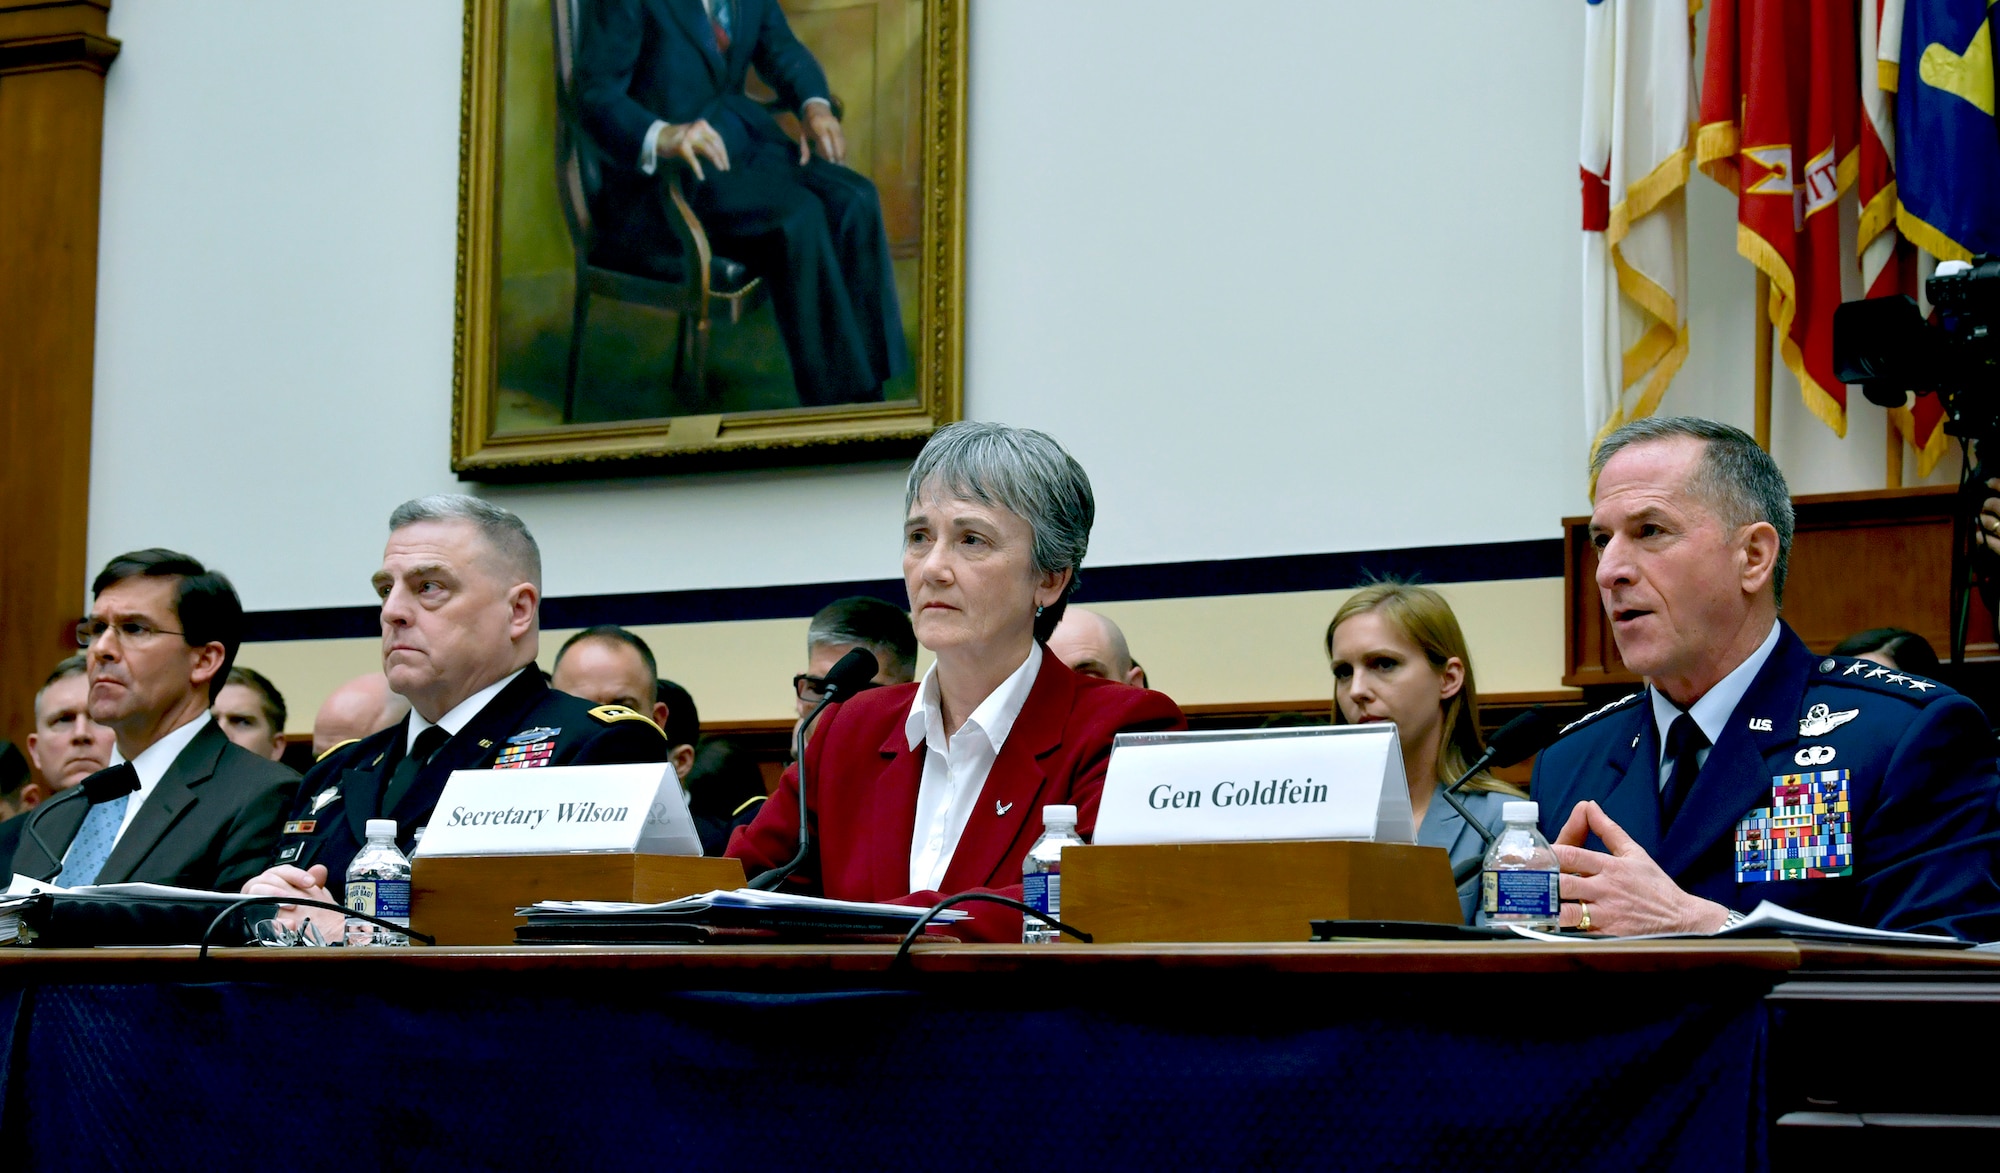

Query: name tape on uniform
left=413, top=763, right=702, bottom=858
left=1094, top=725, right=1415, bottom=846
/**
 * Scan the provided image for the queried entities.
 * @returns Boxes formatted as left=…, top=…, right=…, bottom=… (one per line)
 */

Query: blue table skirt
left=0, top=971, right=1767, bottom=1171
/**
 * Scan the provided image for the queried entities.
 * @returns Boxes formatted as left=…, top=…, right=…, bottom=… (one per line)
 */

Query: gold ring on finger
left=1577, top=902, right=1592, bottom=933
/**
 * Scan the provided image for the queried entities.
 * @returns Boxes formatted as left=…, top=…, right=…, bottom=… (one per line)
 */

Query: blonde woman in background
left=1326, top=581, right=1526, bottom=923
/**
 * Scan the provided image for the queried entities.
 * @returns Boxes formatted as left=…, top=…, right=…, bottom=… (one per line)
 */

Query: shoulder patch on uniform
left=589, top=704, right=666, bottom=736
left=1816, top=656, right=1951, bottom=701
left=1558, top=691, right=1645, bottom=737
left=314, top=737, right=361, bottom=763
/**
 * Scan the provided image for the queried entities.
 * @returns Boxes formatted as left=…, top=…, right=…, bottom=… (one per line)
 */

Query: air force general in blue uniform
left=1533, top=621, right=2000, bottom=941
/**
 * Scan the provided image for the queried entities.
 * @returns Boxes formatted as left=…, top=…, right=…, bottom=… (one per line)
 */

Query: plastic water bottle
left=1480, top=801, right=1561, bottom=930
left=345, top=819, right=412, bottom=946
left=1021, top=804, right=1084, bottom=944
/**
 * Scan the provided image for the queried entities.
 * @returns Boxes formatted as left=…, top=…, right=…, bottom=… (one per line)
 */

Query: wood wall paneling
left=0, top=1, right=118, bottom=745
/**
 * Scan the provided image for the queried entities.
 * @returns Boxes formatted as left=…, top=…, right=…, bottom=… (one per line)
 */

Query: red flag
left=1697, top=0, right=1860, bottom=437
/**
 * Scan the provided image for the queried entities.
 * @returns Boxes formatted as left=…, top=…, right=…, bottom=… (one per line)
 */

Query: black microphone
left=1436, top=707, right=1564, bottom=885
left=747, top=647, right=879, bottom=891
left=24, top=762, right=141, bottom=884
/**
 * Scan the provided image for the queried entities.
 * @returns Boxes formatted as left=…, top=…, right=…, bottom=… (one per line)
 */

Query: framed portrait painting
left=453, top=0, right=964, bottom=479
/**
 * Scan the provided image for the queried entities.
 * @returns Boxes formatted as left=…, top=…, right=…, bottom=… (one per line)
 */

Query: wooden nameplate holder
left=1059, top=840, right=1460, bottom=943
left=410, top=853, right=746, bottom=945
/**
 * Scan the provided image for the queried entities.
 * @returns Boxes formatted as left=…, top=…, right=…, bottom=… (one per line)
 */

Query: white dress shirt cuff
left=638, top=119, right=668, bottom=175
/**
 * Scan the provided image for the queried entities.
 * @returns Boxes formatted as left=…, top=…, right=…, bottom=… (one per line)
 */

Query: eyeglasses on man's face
left=792, top=673, right=883, bottom=704
left=74, top=618, right=184, bottom=648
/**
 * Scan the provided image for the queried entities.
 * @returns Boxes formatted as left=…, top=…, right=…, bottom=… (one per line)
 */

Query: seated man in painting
left=576, top=0, right=908, bottom=407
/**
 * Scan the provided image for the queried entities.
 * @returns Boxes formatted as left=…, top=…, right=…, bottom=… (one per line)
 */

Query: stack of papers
left=516, top=888, right=970, bottom=944
left=1504, top=900, right=1973, bottom=948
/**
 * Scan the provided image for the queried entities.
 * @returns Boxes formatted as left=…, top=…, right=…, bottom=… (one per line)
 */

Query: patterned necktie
left=55, top=764, right=139, bottom=887
left=711, top=0, right=732, bottom=52
left=382, top=725, right=452, bottom=818
left=1659, top=712, right=1709, bottom=832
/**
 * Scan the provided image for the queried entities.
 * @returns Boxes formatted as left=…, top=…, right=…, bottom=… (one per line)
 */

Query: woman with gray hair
left=729, top=422, right=1184, bottom=940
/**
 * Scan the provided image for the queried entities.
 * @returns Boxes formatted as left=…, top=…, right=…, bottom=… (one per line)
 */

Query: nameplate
left=1093, top=725, right=1414, bottom=846
left=413, top=764, right=702, bottom=857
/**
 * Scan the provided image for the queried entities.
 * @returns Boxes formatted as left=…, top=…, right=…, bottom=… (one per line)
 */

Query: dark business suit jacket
left=729, top=653, right=1187, bottom=942
left=575, top=0, right=907, bottom=405
left=11, top=720, right=297, bottom=892
left=1532, top=623, right=2000, bottom=941
left=270, top=669, right=671, bottom=900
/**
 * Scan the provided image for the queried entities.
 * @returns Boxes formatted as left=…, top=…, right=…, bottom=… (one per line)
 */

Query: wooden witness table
left=0, top=939, right=1993, bottom=1171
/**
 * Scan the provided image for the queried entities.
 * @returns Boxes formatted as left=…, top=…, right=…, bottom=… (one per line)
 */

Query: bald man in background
left=312, top=672, right=410, bottom=758
left=1047, top=608, right=1146, bottom=688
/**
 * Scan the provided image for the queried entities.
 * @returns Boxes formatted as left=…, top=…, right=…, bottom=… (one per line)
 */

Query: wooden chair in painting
left=549, top=0, right=766, bottom=424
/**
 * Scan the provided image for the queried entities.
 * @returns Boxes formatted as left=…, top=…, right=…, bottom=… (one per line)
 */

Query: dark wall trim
left=241, top=538, right=1564, bottom=643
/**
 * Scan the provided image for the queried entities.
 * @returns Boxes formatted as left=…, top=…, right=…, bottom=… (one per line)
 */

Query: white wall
left=85, top=0, right=1950, bottom=616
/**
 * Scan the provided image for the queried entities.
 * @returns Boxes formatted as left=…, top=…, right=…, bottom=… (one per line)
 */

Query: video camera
left=1834, top=256, right=2000, bottom=663
left=1835, top=256, right=2000, bottom=439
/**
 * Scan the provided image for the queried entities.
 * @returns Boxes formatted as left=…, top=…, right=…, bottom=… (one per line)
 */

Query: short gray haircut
left=1591, top=416, right=1795, bottom=604
left=388, top=494, right=543, bottom=590
left=904, top=421, right=1094, bottom=642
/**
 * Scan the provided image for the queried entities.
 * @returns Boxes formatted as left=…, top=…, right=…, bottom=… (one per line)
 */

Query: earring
left=1035, top=605, right=1044, bottom=617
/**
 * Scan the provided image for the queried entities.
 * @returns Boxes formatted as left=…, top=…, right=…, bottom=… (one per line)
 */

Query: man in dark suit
left=10, top=551, right=297, bottom=891
left=1534, top=417, right=2000, bottom=941
left=575, top=0, right=908, bottom=406
left=241, top=496, right=669, bottom=937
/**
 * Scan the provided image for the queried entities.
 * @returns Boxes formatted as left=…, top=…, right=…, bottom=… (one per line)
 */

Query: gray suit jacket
left=1416, top=784, right=1517, bottom=925
left=12, top=720, right=297, bottom=892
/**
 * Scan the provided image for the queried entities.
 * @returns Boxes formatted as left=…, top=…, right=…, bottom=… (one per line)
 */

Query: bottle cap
left=1043, top=804, right=1078, bottom=828
left=365, top=818, right=398, bottom=840
left=1501, top=801, right=1538, bottom=824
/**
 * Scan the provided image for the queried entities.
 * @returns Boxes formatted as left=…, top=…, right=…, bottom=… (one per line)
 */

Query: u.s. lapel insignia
left=508, top=726, right=560, bottom=745
left=1748, top=717, right=1773, bottom=732
left=1798, top=703, right=1860, bottom=737
left=310, top=787, right=340, bottom=814
left=1794, top=745, right=1836, bottom=767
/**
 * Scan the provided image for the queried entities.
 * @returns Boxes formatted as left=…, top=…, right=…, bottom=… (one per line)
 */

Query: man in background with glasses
left=9, top=550, right=297, bottom=891
left=794, top=596, right=916, bottom=731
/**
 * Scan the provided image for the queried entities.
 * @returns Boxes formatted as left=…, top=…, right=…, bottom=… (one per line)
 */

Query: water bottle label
left=1022, top=872, right=1057, bottom=917
left=1482, top=870, right=1559, bottom=917
left=373, top=879, right=411, bottom=920
left=345, top=879, right=412, bottom=922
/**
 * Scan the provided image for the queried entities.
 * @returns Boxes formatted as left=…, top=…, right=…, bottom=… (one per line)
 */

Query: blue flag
left=1896, top=0, right=2000, bottom=259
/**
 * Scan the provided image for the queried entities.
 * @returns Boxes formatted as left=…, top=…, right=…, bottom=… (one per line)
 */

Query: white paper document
left=521, top=888, right=969, bottom=923
left=1503, top=900, right=1972, bottom=948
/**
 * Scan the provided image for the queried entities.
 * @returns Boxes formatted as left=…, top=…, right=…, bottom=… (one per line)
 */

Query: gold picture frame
left=452, top=0, right=965, bottom=480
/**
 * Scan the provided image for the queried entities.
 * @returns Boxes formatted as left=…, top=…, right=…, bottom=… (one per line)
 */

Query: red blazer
left=728, top=652, right=1185, bottom=941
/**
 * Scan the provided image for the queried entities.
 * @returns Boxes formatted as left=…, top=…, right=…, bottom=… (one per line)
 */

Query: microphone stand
left=1437, top=750, right=1501, bottom=887
left=22, top=766, right=140, bottom=884
left=745, top=690, right=840, bottom=891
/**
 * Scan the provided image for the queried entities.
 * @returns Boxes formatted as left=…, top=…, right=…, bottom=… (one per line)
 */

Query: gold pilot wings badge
left=1798, top=704, right=1860, bottom=738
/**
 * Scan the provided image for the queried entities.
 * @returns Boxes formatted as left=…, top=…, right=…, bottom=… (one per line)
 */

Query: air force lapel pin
left=995, top=800, right=1014, bottom=816
left=508, top=726, right=561, bottom=745
left=1798, top=703, right=1860, bottom=738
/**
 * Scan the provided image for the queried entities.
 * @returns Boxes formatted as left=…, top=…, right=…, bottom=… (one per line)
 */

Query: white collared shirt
left=1649, top=620, right=1783, bottom=790
left=74, top=711, right=213, bottom=866
left=903, top=643, right=1042, bottom=892
left=407, top=668, right=525, bottom=754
